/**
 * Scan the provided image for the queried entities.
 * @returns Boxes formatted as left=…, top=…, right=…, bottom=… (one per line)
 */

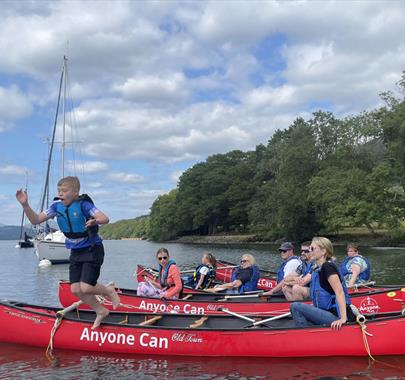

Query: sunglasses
left=240, top=259, right=248, bottom=263
left=158, top=256, right=168, bottom=261
left=301, top=249, right=310, bottom=254
left=279, top=249, right=287, bottom=253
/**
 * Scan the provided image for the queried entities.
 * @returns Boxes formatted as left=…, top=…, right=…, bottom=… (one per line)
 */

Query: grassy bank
left=172, top=228, right=405, bottom=247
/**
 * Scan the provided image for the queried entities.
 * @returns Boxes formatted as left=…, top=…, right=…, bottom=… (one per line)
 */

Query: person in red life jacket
left=262, top=242, right=303, bottom=296
left=184, top=252, right=217, bottom=290
left=290, top=237, right=356, bottom=330
left=205, top=254, right=259, bottom=294
left=16, top=176, right=120, bottom=329
left=340, top=243, right=371, bottom=288
left=138, top=248, right=183, bottom=299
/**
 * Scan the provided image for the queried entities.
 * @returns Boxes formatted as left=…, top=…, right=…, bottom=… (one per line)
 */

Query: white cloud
left=107, top=172, right=145, bottom=184
left=65, top=160, right=108, bottom=174
left=2, top=0, right=405, bottom=225
left=0, top=85, right=32, bottom=122
left=114, top=72, right=190, bottom=104
left=0, top=164, right=29, bottom=176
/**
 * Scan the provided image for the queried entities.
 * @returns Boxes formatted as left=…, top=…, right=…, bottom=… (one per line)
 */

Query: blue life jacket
left=310, top=262, right=351, bottom=317
left=192, top=264, right=216, bottom=288
left=159, top=259, right=176, bottom=288
left=231, top=265, right=259, bottom=293
left=339, top=255, right=371, bottom=282
left=55, top=194, right=98, bottom=239
left=277, top=256, right=302, bottom=283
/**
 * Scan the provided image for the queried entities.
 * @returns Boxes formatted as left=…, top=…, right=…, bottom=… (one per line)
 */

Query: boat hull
left=35, top=239, right=69, bottom=264
left=0, top=301, right=404, bottom=357
left=59, top=281, right=405, bottom=316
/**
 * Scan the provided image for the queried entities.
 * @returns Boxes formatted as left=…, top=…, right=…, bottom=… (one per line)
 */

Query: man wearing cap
left=282, top=241, right=316, bottom=300
left=263, top=242, right=303, bottom=296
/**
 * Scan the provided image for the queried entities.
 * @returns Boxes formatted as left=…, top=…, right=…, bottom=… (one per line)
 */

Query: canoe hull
left=1, top=302, right=405, bottom=357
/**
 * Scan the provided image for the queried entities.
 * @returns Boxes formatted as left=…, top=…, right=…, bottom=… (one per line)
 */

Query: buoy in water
left=38, top=259, right=52, bottom=267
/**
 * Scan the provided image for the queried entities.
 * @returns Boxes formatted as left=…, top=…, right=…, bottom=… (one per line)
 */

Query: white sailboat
left=34, top=56, right=75, bottom=264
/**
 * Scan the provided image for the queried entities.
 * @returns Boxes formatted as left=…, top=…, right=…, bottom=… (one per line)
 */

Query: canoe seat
left=182, top=294, right=193, bottom=300
left=118, top=315, right=128, bottom=324
left=189, top=316, right=208, bottom=328
left=139, top=315, right=163, bottom=326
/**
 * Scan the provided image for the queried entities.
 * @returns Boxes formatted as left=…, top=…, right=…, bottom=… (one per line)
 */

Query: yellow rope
left=45, top=313, right=63, bottom=362
left=356, top=314, right=375, bottom=361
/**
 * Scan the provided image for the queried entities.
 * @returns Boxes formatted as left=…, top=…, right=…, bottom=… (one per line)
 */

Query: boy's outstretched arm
left=86, top=210, right=109, bottom=227
left=16, top=189, right=49, bottom=225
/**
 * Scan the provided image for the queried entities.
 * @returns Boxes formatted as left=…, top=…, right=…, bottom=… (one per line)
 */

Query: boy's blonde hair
left=312, top=236, right=334, bottom=260
left=57, top=176, right=81, bottom=193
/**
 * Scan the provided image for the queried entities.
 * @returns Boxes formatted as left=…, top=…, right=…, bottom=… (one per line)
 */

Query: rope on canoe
left=356, top=314, right=375, bottom=361
left=45, top=311, right=64, bottom=362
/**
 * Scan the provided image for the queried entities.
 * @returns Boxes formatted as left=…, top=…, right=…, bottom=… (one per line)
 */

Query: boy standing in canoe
left=16, top=176, right=120, bottom=329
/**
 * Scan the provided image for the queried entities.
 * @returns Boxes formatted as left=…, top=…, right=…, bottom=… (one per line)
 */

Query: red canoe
left=135, top=263, right=394, bottom=296
left=59, top=280, right=405, bottom=316
left=135, top=262, right=278, bottom=290
left=1, top=300, right=404, bottom=357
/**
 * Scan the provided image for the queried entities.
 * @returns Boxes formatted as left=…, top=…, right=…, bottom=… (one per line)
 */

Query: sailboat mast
left=61, top=55, right=67, bottom=178
left=40, top=59, right=64, bottom=212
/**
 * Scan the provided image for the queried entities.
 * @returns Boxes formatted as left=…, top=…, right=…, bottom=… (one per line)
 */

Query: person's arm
left=328, top=274, right=347, bottom=330
left=207, top=279, right=242, bottom=293
left=195, top=273, right=206, bottom=289
left=263, top=279, right=285, bottom=295
left=348, top=264, right=361, bottom=288
left=16, top=189, right=49, bottom=225
left=163, top=266, right=183, bottom=298
left=85, top=203, right=109, bottom=228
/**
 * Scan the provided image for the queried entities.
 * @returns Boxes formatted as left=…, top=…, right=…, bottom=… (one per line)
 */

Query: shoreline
left=169, top=233, right=405, bottom=248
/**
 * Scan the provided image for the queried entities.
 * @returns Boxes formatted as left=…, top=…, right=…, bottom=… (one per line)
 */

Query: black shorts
left=69, top=244, right=105, bottom=286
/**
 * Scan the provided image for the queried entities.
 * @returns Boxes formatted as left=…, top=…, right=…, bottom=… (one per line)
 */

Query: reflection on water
left=1, top=343, right=405, bottom=379
left=1, top=240, right=405, bottom=379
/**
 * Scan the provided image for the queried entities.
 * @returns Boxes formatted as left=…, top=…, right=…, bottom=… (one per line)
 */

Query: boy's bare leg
left=77, top=293, right=110, bottom=329
left=80, top=282, right=120, bottom=309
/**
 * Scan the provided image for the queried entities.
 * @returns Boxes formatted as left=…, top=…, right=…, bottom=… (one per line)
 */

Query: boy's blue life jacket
left=159, top=259, right=177, bottom=288
left=339, top=255, right=371, bottom=282
left=192, top=264, right=216, bottom=288
left=277, top=256, right=302, bottom=283
left=231, top=265, right=260, bottom=293
left=55, top=194, right=98, bottom=239
left=310, top=262, right=351, bottom=317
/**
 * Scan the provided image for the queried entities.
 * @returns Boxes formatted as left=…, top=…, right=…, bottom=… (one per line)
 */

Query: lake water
left=1, top=239, right=405, bottom=379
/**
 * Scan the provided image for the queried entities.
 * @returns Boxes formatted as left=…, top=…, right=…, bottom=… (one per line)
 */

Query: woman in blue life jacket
left=340, top=243, right=371, bottom=288
left=205, top=254, right=259, bottom=294
left=184, top=252, right=217, bottom=290
left=290, top=237, right=356, bottom=330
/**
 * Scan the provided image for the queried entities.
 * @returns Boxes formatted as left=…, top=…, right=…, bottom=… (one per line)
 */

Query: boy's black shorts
left=69, top=244, right=105, bottom=286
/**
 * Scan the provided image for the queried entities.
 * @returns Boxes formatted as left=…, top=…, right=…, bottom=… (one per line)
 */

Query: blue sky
left=1, top=0, right=405, bottom=226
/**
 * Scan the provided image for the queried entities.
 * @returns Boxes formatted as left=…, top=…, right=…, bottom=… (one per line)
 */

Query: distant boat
left=16, top=232, right=34, bottom=249
left=34, top=56, right=73, bottom=264
left=16, top=173, right=34, bottom=249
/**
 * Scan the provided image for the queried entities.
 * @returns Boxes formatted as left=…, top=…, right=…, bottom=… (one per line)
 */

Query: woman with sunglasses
left=290, top=237, right=356, bottom=330
left=205, top=254, right=259, bottom=294
left=137, top=248, right=182, bottom=299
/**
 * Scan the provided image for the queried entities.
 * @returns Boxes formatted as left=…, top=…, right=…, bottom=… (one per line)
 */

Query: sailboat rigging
left=34, top=56, right=77, bottom=264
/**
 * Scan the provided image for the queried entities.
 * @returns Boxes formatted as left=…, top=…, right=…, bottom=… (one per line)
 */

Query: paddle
left=180, top=265, right=238, bottom=274
left=252, top=312, right=291, bottom=326
left=348, top=281, right=376, bottom=290
left=219, top=291, right=264, bottom=301
left=218, top=308, right=256, bottom=322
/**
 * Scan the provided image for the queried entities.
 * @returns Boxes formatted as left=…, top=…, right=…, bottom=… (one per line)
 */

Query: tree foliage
left=102, top=83, right=405, bottom=242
